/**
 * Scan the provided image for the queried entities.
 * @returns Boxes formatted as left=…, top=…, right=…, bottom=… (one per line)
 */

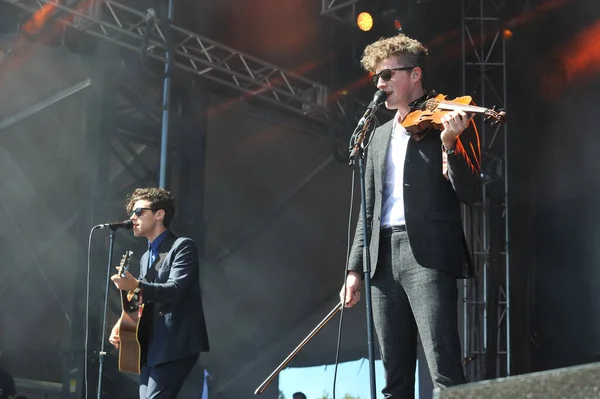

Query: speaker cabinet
left=433, top=362, right=600, bottom=399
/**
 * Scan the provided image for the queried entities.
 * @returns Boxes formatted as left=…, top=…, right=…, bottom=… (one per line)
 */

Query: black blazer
left=139, top=232, right=210, bottom=366
left=348, top=117, right=481, bottom=278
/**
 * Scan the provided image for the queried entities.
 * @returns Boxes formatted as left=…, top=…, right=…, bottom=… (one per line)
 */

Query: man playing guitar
left=109, top=188, right=209, bottom=399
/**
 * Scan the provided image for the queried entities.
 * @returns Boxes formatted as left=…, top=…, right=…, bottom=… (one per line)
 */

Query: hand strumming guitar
left=109, top=318, right=121, bottom=349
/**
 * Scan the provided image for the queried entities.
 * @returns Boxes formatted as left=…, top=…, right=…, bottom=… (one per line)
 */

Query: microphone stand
left=253, top=98, right=385, bottom=397
left=349, top=107, right=380, bottom=399
left=96, top=227, right=117, bottom=399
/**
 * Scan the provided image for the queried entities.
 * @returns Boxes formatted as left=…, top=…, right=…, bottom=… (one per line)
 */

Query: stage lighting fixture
left=357, top=12, right=374, bottom=32
left=503, top=28, right=514, bottom=40
left=393, top=19, right=403, bottom=32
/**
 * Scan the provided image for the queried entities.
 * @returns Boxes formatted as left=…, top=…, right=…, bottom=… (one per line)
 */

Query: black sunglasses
left=372, top=67, right=416, bottom=86
left=129, top=207, right=153, bottom=217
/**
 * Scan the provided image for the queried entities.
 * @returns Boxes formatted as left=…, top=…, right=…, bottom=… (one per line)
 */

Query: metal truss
left=106, top=74, right=176, bottom=208
left=461, top=0, right=510, bottom=381
left=321, top=0, right=361, bottom=26
left=1, top=0, right=369, bottom=126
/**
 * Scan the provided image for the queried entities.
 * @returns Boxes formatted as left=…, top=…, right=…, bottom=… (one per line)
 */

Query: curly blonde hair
left=360, top=33, right=429, bottom=75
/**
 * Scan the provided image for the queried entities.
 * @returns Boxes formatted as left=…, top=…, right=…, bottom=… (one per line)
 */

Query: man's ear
left=155, top=209, right=165, bottom=221
left=412, top=67, right=422, bottom=81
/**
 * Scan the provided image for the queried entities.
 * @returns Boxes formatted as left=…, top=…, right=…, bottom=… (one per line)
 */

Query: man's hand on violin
left=440, top=110, right=470, bottom=150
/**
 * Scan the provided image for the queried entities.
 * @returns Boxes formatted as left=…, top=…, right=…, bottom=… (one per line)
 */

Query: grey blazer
left=348, top=117, right=481, bottom=278
left=139, top=232, right=210, bottom=367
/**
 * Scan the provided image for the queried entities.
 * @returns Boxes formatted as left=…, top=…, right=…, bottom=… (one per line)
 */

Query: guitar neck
left=121, top=289, right=131, bottom=308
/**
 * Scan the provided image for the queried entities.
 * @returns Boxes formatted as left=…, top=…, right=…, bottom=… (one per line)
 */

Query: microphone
left=349, top=90, right=389, bottom=160
left=356, top=90, right=388, bottom=129
left=368, top=89, right=388, bottom=107
left=95, top=220, right=133, bottom=230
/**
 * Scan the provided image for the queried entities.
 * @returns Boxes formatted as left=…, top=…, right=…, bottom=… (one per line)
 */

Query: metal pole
left=479, top=0, right=488, bottom=363
left=0, top=79, right=91, bottom=132
left=97, top=229, right=116, bottom=399
left=460, top=0, right=469, bottom=379
left=348, top=112, right=380, bottom=399
left=502, top=30, right=511, bottom=377
left=357, top=154, right=377, bottom=399
left=159, top=0, right=174, bottom=189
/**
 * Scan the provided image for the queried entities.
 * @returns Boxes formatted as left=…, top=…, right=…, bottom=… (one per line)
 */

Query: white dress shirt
left=381, top=117, right=411, bottom=228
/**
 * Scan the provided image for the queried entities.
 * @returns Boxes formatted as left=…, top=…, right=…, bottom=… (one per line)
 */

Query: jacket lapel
left=141, top=232, right=177, bottom=282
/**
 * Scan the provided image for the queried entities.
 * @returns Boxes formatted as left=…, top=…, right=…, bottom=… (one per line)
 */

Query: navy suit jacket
left=348, top=113, right=481, bottom=278
left=138, top=232, right=209, bottom=367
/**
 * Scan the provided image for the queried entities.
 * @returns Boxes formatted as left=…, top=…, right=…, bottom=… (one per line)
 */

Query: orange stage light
left=563, top=20, right=600, bottom=81
left=357, top=12, right=374, bottom=32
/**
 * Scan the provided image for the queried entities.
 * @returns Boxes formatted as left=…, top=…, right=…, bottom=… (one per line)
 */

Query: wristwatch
left=134, top=280, right=142, bottom=294
left=442, top=144, right=455, bottom=155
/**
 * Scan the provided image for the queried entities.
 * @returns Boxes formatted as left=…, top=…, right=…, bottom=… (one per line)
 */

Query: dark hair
left=126, top=188, right=176, bottom=228
left=292, top=393, right=307, bottom=399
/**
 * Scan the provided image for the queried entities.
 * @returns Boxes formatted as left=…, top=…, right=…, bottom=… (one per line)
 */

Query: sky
left=279, top=359, right=420, bottom=399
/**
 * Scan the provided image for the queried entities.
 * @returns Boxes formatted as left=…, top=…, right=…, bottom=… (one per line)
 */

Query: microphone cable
left=348, top=115, right=382, bottom=160
left=331, top=167, right=356, bottom=399
left=84, top=225, right=101, bottom=399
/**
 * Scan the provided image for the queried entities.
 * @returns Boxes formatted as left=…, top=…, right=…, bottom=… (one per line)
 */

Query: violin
left=401, top=93, right=506, bottom=134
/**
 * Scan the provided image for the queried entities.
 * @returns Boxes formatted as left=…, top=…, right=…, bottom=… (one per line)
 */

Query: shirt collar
left=407, top=90, right=435, bottom=112
left=148, top=230, right=169, bottom=255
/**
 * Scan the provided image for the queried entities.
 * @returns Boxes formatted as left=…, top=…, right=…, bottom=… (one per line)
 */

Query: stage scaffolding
left=2, top=0, right=511, bottom=392
left=0, top=0, right=370, bottom=395
left=321, top=0, right=362, bottom=26
left=3, top=0, right=369, bottom=127
left=461, top=0, right=510, bottom=382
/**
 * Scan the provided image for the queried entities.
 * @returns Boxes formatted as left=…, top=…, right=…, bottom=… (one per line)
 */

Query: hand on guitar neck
left=111, top=268, right=141, bottom=292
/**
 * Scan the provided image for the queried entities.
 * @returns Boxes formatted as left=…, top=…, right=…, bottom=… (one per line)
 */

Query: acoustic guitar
left=116, top=251, right=148, bottom=374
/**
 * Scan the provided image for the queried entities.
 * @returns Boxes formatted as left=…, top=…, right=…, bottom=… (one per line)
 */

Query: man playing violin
left=339, top=34, right=481, bottom=398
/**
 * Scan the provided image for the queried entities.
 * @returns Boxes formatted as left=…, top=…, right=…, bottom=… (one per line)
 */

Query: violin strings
left=433, top=100, right=487, bottom=114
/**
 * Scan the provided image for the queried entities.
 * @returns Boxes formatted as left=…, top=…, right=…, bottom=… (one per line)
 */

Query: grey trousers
left=371, top=230, right=466, bottom=399
left=139, top=354, right=199, bottom=399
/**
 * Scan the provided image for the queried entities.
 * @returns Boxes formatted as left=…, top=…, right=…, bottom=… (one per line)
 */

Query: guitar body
left=118, top=292, right=147, bottom=374
left=116, top=251, right=149, bottom=375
